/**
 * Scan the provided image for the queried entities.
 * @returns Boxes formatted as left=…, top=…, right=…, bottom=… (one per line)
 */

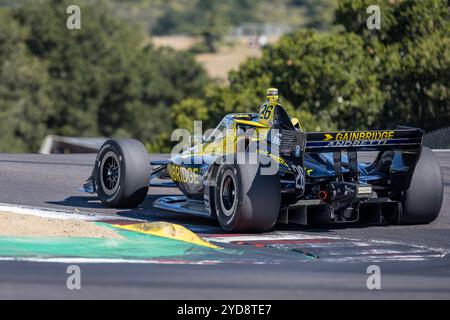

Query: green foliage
left=245, top=31, right=384, bottom=130
left=1, top=0, right=449, bottom=153
left=292, top=0, right=338, bottom=30
left=336, top=0, right=450, bottom=44
left=155, top=0, right=257, bottom=52
left=336, top=0, right=450, bottom=130
left=153, top=0, right=326, bottom=35
left=335, top=0, right=397, bottom=43
left=180, top=0, right=449, bottom=134
left=0, top=10, right=51, bottom=152
left=187, top=30, right=383, bottom=132
left=172, top=98, right=209, bottom=131
left=0, top=0, right=208, bottom=152
left=14, top=0, right=144, bottom=137
left=379, top=31, right=450, bottom=130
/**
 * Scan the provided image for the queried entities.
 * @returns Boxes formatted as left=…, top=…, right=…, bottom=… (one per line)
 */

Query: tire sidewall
left=95, top=140, right=126, bottom=206
left=400, top=147, right=443, bottom=224
left=215, top=164, right=242, bottom=231
left=214, top=156, right=281, bottom=232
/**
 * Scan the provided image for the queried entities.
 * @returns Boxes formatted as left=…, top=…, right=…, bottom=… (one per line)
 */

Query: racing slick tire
left=214, top=157, right=281, bottom=232
left=398, top=147, right=443, bottom=224
left=94, top=139, right=150, bottom=208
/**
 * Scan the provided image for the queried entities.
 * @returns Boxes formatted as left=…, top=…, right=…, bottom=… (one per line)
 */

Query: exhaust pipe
left=318, top=190, right=328, bottom=201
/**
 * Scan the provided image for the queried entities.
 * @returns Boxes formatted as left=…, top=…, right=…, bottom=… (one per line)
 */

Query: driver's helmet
left=266, top=88, right=279, bottom=104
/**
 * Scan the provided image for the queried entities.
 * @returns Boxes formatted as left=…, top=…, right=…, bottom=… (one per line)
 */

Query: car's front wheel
left=94, top=139, right=150, bottom=208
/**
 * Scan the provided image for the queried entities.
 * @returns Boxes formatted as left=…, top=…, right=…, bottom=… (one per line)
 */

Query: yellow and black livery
left=83, top=89, right=443, bottom=232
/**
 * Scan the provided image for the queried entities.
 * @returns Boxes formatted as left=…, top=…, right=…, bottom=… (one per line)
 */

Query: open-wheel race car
left=81, top=88, right=443, bottom=232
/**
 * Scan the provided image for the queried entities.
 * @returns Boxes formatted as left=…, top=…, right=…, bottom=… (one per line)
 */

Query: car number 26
left=259, top=104, right=274, bottom=120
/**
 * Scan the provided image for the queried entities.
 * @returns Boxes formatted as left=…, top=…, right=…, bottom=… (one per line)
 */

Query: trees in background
left=155, top=0, right=241, bottom=53
left=0, top=0, right=449, bottom=153
left=0, top=0, right=208, bottom=152
left=153, top=0, right=335, bottom=53
left=291, top=0, right=338, bottom=30
left=177, top=0, right=449, bottom=133
left=0, top=11, right=51, bottom=152
left=172, top=31, right=383, bottom=133
left=335, top=0, right=450, bottom=131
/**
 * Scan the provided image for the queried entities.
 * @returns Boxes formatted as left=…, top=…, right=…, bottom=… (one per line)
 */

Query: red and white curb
left=0, top=203, right=448, bottom=264
left=203, top=232, right=448, bottom=262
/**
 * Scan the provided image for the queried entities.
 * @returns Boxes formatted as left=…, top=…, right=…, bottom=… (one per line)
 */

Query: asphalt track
left=0, top=152, right=449, bottom=299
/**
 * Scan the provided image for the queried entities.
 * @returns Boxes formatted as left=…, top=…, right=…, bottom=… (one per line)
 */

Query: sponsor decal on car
left=257, top=149, right=288, bottom=167
left=322, top=131, right=395, bottom=147
left=324, top=131, right=395, bottom=141
left=168, top=164, right=201, bottom=184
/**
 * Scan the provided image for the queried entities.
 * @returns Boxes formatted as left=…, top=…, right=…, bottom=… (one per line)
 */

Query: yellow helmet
left=266, top=88, right=279, bottom=104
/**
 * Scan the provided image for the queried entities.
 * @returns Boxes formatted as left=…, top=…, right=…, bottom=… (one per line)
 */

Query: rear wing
left=303, top=128, right=424, bottom=190
left=305, top=128, right=423, bottom=152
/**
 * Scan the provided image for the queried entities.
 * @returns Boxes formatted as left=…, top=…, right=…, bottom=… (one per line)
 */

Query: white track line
left=204, top=233, right=339, bottom=243
left=0, top=257, right=220, bottom=265
left=0, top=202, right=139, bottom=221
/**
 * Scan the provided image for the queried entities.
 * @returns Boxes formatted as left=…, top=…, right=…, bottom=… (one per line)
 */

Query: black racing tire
left=94, top=139, right=150, bottom=208
left=398, top=147, right=443, bottom=224
left=214, top=158, right=281, bottom=232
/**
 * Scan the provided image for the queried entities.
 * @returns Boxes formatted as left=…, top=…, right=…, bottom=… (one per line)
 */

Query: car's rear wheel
left=398, top=147, right=443, bottom=224
left=95, top=139, right=150, bottom=208
left=214, top=158, right=281, bottom=232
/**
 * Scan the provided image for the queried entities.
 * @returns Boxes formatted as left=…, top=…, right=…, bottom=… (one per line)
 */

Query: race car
left=81, top=88, right=443, bottom=232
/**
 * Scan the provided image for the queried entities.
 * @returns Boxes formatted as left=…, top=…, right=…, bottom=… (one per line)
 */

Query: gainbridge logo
left=323, top=131, right=395, bottom=142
